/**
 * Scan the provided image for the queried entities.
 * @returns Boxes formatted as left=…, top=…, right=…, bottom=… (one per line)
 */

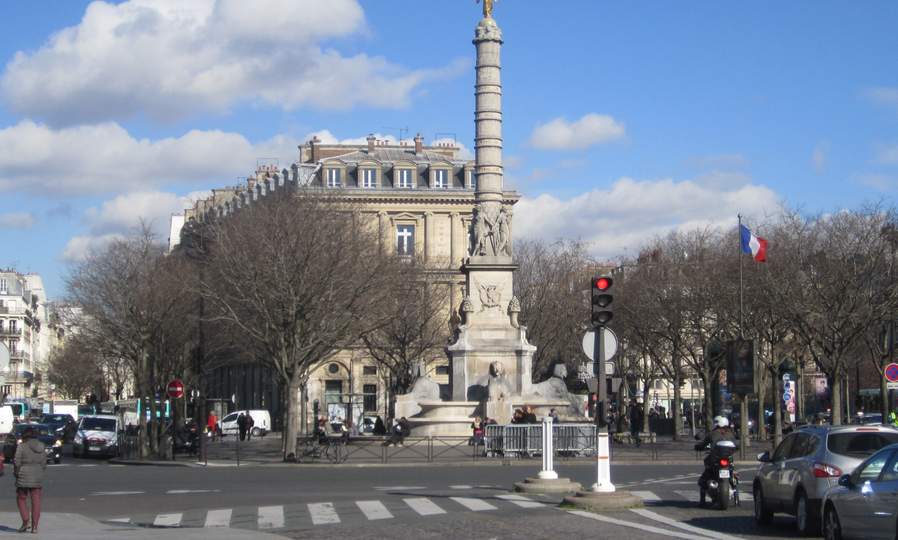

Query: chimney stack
left=414, top=133, right=424, bottom=155
left=309, top=136, right=321, bottom=163
left=367, top=134, right=376, bottom=154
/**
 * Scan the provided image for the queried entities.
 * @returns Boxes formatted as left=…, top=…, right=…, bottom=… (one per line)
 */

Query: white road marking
left=356, top=500, right=393, bottom=520
left=107, top=518, right=130, bottom=523
left=568, top=510, right=705, bottom=540
left=78, top=464, right=98, bottom=467
left=674, top=490, right=699, bottom=502
left=496, top=494, right=544, bottom=508
left=204, top=509, right=232, bottom=528
left=374, top=486, right=426, bottom=491
left=166, top=489, right=221, bottom=494
left=632, top=491, right=661, bottom=502
left=630, top=508, right=744, bottom=540
left=308, top=502, right=340, bottom=525
left=404, top=497, right=446, bottom=516
left=153, top=513, right=182, bottom=527
left=110, top=464, right=125, bottom=467
left=90, top=491, right=144, bottom=496
left=451, top=497, right=497, bottom=511
left=258, top=505, right=285, bottom=529
left=450, top=485, right=473, bottom=489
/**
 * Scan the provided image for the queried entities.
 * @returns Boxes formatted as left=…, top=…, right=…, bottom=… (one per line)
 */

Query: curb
left=181, top=459, right=704, bottom=469
left=108, top=459, right=196, bottom=467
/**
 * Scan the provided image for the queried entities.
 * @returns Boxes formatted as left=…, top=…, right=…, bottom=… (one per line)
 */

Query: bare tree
left=47, top=336, right=105, bottom=401
left=199, top=191, right=400, bottom=460
left=361, top=262, right=452, bottom=406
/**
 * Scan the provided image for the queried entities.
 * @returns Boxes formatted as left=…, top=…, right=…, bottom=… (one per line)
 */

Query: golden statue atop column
left=478, top=0, right=495, bottom=19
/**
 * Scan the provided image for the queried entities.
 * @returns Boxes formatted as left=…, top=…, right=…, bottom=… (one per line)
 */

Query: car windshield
left=12, top=424, right=49, bottom=437
left=828, top=431, right=898, bottom=457
left=80, top=418, right=116, bottom=432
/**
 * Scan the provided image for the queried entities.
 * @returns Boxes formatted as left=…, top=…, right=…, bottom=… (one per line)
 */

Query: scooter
left=699, top=439, right=740, bottom=510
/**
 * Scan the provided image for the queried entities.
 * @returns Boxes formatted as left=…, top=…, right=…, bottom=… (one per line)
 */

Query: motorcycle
left=699, top=439, right=739, bottom=510
left=172, top=422, right=200, bottom=455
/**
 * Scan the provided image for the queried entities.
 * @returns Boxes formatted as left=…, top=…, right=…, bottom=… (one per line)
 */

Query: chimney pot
left=367, top=133, right=376, bottom=154
left=414, top=133, right=424, bottom=154
left=309, top=136, right=321, bottom=163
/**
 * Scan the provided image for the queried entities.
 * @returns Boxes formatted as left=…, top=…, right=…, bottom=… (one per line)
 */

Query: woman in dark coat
left=14, top=426, right=46, bottom=533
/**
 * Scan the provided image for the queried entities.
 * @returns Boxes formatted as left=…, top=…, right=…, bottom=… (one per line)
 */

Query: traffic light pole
left=592, top=325, right=614, bottom=492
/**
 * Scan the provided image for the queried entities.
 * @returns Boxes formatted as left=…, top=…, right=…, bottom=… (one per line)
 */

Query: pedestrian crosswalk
left=105, top=493, right=549, bottom=531
left=634, top=489, right=753, bottom=505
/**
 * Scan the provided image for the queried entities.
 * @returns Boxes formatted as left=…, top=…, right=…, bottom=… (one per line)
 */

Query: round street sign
left=782, top=373, right=791, bottom=382
left=782, top=392, right=792, bottom=402
left=166, top=379, right=185, bottom=399
left=582, top=328, right=618, bottom=362
left=885, top=363, right=898, bottom=383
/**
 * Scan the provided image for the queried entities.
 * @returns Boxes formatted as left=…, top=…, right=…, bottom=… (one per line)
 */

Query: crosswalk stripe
left=107, top=518, right=130, bottom=523
left=404, top=497, right=446, bottom=516
left=356, top=500, right=393, bottom=520
left=496, top=494, right=543, bottom=508
left=153, top=513, right=182, bottom=527
left=674, top=490, right=699, bottom=502
left=258, top=505, right=285, bottom=529
left=308, top=502, right=341, bottom=525
left=450, top=485, right=472, bottom=489
left=204, top=509, right=232, bottom=528
left=631, top=491, right=660, bottom=502
left=451, top=497, right=497, bottom=511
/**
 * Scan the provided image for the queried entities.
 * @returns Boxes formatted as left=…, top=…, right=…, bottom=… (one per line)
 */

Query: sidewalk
left=108, top=432, right=733, bottom=467
left=0, top=513, right=288, bottom=539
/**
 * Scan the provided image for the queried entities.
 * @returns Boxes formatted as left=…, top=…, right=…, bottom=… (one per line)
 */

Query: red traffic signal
left=595, top=277, right=612, bottom=291
left=590, top=275, right=614, bottom=327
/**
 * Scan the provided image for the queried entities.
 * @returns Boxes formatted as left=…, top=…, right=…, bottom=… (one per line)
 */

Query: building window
left=396, top=169, right=413, bottom=188
left=0, top=279, right=6, bottom=292
left=324, top=380, right=342, bottom=408
left=434, top=169, right=448, bottom=189
left=326, top=168, right=342, bottom=188
left=8, top=320, right=16, bottom=333
left=435, top=365, right=450, bottom=375
left=361, top=168, right=377, bottom=189
left=327, top=362, right=340, bottom=374
left=8, top=340, right=16, bottom=354
left=363, top=366, right=377, bottom=376
left=0, top=320, right=4, bottom=333
left=397, top=224, right=415, bottom=256
left=470, top=172, right=477, bottom=190
left=363, top=384, right=377, bottom=412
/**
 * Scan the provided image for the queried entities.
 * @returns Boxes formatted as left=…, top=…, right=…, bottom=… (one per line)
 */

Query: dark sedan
left=3, top=424, right=63, bottom=464
left=39, top=414, right=77, bottom=442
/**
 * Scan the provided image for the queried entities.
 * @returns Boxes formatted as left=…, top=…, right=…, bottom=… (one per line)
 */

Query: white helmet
left=713, top=416, right=729, bottom=429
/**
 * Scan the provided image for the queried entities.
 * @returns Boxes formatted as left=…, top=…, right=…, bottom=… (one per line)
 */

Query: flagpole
left=738, top=214, right=744, bottom=338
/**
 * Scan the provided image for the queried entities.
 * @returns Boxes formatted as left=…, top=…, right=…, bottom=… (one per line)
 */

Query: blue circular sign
left=885, top=363, right=898, bottom=383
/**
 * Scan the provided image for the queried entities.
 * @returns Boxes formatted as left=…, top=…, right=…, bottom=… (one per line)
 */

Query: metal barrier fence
left=484, top=424, right=597, bottom=459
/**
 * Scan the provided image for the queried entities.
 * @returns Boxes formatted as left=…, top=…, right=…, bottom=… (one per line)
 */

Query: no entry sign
left=885, top=363, right=898, bottom=383
left=166, top=379, right=185, bottom=399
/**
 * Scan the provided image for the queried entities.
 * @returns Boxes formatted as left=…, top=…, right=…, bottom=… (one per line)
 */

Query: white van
left=219, top=410, right=271, bottom=437
left=0, top=406, right=13, bottom=435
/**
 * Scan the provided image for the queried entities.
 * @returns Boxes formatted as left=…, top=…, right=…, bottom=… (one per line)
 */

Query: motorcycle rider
left=694, top=415, right=736, bottom=507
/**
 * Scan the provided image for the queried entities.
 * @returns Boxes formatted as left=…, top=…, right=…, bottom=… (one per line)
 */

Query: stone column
left=378, top=211, right=390, bottom=253
left=450, top=212, right=460, bottom=266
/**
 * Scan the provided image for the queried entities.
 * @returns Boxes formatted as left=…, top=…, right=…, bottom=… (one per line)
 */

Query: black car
left=39, top=414, right=77, bottom=442
left=3, top=423, right=63, bottom=464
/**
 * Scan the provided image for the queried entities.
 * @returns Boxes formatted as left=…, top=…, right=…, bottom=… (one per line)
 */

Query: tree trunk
left=283, top=374, right=302, bottom=460
left=703, top=374, right=715, bottom=432
left=672, top=374, right=682, bottom=441
left=757, top=378, right=766, bottom=441
left=642, top=384, right=651, bottom=433
left=831, top=373, right=842, bottom=426
left=773, top=372, right=782, bottom=448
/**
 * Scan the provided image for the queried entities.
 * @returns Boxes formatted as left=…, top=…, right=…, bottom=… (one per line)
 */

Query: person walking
left=629, top=400, right=644, bottom=447
left=245, top=412, right=255, bottom=440
left=237, top=412, right=247, bottom=441
left=14, top=426, right=46, bottom=533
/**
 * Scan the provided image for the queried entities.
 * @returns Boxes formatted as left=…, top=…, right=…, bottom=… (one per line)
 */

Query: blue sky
left=1, top=0, right=897, bottom=300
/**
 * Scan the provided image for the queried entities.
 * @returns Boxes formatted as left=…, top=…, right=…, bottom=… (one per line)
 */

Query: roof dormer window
left=434, top=169, right=449, bottom=189
left=361, top=168, right=377, bottom=189
left=396, top=169, right=413, bottom=189
left=326, top=168, right=342, bottom=188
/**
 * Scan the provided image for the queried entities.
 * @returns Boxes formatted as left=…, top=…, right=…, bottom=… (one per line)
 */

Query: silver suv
left=752, top=425, right=898, bottom=536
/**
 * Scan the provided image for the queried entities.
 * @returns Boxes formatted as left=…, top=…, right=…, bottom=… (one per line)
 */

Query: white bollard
left=591, top=431, right=615, bottom=492
left=537, top=417, right=558, bottom=480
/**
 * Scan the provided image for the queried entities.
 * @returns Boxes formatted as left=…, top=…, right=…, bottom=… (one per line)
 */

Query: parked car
left=73, top=415, right=120, bottom=458
left=820, top=443, right=898, bottom=540
left=753, top=425, right=898, bottom=535
left=3, top=423, right=63, bottom=464
left=39, top=414, right=77, bottom=442
left=218, top=410, right=271, bottom=437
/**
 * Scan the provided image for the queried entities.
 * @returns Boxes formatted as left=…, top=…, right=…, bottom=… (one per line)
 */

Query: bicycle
left=296, top=435, right=347, bottom=464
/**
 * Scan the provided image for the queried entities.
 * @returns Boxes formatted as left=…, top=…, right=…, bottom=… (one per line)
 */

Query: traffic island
left=515, top=476, right=582, bottom=494
left=562, top=490, right=644, bottom=511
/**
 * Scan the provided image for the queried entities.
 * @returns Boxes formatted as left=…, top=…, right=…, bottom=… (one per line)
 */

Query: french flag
left=740, top=224, right=768, bottom=262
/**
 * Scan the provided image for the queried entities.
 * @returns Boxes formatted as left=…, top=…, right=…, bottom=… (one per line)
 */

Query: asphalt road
left=0, top=449, right=813, bottom=540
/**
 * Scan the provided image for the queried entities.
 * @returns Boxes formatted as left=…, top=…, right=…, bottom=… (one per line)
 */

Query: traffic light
left=590, top=275, right=613, bottom=327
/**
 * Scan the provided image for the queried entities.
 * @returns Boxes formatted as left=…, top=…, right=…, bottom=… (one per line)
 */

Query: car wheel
left=753, top=483, right=773, bottom=525
left=795, top=490, right=820, bottom=536
left=54, top=457, right=61, bottom=464
left=823, top=504, right=842, bottom=540
left=252, top=427, right=262, bottom=438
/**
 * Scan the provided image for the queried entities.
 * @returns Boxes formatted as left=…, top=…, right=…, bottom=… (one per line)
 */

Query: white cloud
left=0, top=212, right=36, bottom=229
left=864, top=87, right=898, bottom=110
left=62, top=190, right=209, bottom=261
left=528, top=113, right=625, bottom=150
left=0, top=120, right=300, bottom=196
left=876, top=143, right=898, bottom=165
left=515, top=177, right=780, bottom=260
left=1, top=0, right=463, bottom=125
left=855, top=173, right=898, bottom=191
